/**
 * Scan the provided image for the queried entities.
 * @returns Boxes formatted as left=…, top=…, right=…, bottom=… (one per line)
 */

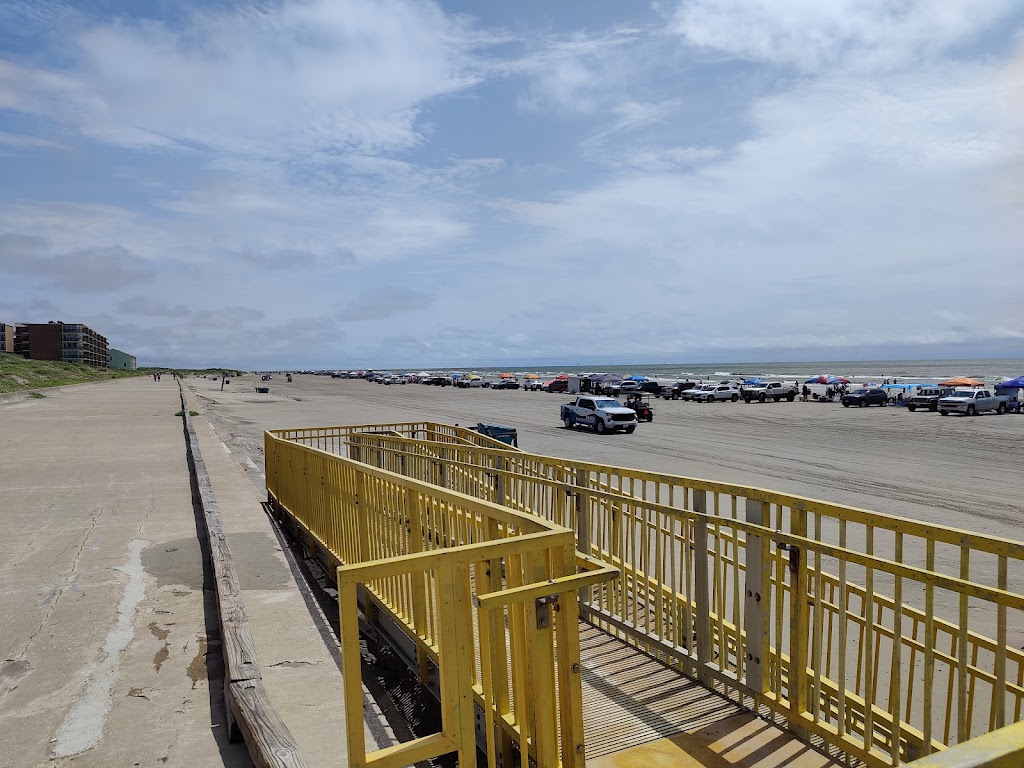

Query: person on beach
left=802, top=385, right=810, bottom=401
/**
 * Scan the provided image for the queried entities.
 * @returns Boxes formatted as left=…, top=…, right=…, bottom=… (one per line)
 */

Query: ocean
left=424, top=359, right=1024, bottom=385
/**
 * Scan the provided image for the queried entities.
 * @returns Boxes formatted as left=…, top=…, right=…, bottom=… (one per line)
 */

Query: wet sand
left=190, top=373, right=1023, bottom=542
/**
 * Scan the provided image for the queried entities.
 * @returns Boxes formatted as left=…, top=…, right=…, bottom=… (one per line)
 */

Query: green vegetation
left=0, top=353, right=148, bottom=393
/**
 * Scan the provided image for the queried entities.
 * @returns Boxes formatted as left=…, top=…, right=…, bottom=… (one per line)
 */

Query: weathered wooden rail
left=178, top=383, right=307, bottom=768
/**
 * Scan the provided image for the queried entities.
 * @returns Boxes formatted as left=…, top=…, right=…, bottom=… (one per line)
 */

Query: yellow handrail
left=265, top=429, right=614, bottom=768
left=270, top=423, right=1024, bottom=768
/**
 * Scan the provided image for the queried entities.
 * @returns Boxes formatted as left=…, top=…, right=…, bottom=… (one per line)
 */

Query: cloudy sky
left=1, top=1, right=1022, bottom=368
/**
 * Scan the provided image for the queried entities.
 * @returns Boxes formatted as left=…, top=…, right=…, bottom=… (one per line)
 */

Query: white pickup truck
left=561, top=396, right=638, bottom=433
left=743, top=382, right=798, bottom=403
left=938, top=389, right=1011, bottom=416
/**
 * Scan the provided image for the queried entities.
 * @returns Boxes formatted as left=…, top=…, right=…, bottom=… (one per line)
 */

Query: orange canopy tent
left=499, top=372, right=516, bottom=379
left=939, top=377, right=985, bottom=387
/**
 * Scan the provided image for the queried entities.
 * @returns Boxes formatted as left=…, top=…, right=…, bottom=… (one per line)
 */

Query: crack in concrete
left=16, top=507, right=104, bottom=661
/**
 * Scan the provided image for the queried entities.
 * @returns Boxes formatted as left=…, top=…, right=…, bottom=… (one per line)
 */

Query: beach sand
left=192, top=374, right=1023, bottom=542
left=187, top=372, right=1024, bottom=751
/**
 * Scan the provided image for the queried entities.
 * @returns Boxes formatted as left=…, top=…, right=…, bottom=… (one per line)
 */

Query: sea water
left=436, top=359, right=1024, bottom=385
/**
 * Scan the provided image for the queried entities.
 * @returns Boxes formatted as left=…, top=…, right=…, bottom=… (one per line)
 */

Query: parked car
left=544, top=378, right=568, bottom=393
left=841, top=388, right=887, bottom=407
left=742, top=382, right=798, bottom=403
left=683, top=384, right=714, bottom=401
left=907, top=387, right=952, bottom=412
left=523, top=379, right=544, bottom=391
left=938, top=389, right=1011, bottom=416
left=619, top=381, right=642, bottom=394
left=491, top=379, right=520, bottom=390
left=694, top=385, right=740, bottom=402
left=659, top=381, right=697, bottom=399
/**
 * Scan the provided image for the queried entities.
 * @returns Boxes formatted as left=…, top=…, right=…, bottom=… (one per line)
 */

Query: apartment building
left=17, top=321, right=110, bottom=367
left=0, top=322, right=13, bottom=353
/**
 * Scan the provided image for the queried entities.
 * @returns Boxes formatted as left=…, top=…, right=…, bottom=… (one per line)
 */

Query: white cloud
left=667, top=0, right=1020, bottom=73
left=0, top=0, right=488, bottom=156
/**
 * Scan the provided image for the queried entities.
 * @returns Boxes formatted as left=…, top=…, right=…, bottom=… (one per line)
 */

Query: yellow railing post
left=694, top=517, right=713, bottom=687
left=788, top=507, right=810, bottom=742
left=744, top=499, right=769, bottom=700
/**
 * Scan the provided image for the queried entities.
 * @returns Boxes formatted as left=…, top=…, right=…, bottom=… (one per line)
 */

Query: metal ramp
left=264, top=422, right=1024, bottom=768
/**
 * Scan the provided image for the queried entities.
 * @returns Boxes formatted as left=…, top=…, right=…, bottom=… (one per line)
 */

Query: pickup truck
left=938, top=389, right=1011, bottom=416
left=561, top=396, right=638, bottom=434
left=743, top=382, right=798, bottom=403
left=907, top=387, right=952, bottom=412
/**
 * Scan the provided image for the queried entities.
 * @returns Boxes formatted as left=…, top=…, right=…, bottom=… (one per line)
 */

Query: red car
left=544, top=378, right=568, bottom=393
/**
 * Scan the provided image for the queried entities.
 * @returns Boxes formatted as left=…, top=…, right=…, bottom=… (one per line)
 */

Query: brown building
left=0, top=322, right=14, bottom=354
left=17, top=321, right=110, bottom=367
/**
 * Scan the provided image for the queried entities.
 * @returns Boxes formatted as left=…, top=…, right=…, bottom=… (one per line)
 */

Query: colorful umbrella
left=805, top=375, right=850, bottom=385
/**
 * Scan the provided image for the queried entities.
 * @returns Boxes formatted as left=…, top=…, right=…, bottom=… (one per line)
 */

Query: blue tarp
left=743, top=378, right=766, bottom=385
left=997, top=376, right=1024, bottom=388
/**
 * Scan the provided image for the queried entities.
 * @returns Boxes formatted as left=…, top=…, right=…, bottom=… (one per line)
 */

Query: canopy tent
left=939, top=377, right=984, bottom=387
left=881, top=383, right=922, bottom=390
left=499, top=372, right=516, bottom=379
left=523, top=373, right=541, bottom=380
left=743, top=378, right=766, bottom=385
left=806, top=375, right=850, bottom=385
left=627, top=375, right=649, bottom=381
left=996, top=376, right=1024, bottom=389
left=467, top=374, right=482, bottom=380
left=589, top=373, right=624, bottom=384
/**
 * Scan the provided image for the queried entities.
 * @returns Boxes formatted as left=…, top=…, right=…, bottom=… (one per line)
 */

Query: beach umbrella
left=997, top=376, right=1024, bottom=388
left=806, top=375, right=850, bottom=385
left=628, top=375, right=649, bottom=381
left=939, top=377, right=985, bottom=387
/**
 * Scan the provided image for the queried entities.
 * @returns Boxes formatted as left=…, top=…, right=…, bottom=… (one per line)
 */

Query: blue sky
left=1, top=0, right=1022, bottom=368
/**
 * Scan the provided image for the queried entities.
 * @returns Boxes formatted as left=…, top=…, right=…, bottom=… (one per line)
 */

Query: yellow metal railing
left=273, top=423, right=1024, bottom=768
left=264, top=430, right=614, bottom=768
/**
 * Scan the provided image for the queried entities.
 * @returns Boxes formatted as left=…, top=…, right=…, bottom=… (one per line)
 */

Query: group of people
left=802, top=384, right=849, bottom=401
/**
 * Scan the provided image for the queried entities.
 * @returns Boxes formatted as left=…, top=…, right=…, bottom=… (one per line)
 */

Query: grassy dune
left=0, top=353, right=147, bottom=393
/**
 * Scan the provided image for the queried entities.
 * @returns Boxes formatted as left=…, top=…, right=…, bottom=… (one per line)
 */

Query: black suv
left=841, top=388, right=887, bottom=407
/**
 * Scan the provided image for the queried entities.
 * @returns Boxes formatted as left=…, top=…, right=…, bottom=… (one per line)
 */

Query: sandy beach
left=191, top=373, right=1023, bottom=543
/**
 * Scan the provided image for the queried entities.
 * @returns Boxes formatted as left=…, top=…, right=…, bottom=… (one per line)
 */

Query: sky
left=1, top=0, right=1022, bottom=369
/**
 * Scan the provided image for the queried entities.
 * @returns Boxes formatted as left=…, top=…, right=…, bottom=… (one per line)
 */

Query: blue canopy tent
left=627, top=375, right=649, bottom=381
left=997, top=376, right=1024, bottom=389
left=743, top=378, right=766, bottom=385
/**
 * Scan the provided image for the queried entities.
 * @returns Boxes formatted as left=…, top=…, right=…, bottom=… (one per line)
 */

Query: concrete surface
left=180, top=388, right=395, bottom=766
left=0, top=377, right=250, bottom=768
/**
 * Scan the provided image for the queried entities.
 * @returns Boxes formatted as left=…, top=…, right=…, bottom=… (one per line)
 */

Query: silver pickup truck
left=742, top=382, right=798, bottom=403
left=938, top=389, right=1011, bottom=416
left=561, top=396, right=638, bottom=433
